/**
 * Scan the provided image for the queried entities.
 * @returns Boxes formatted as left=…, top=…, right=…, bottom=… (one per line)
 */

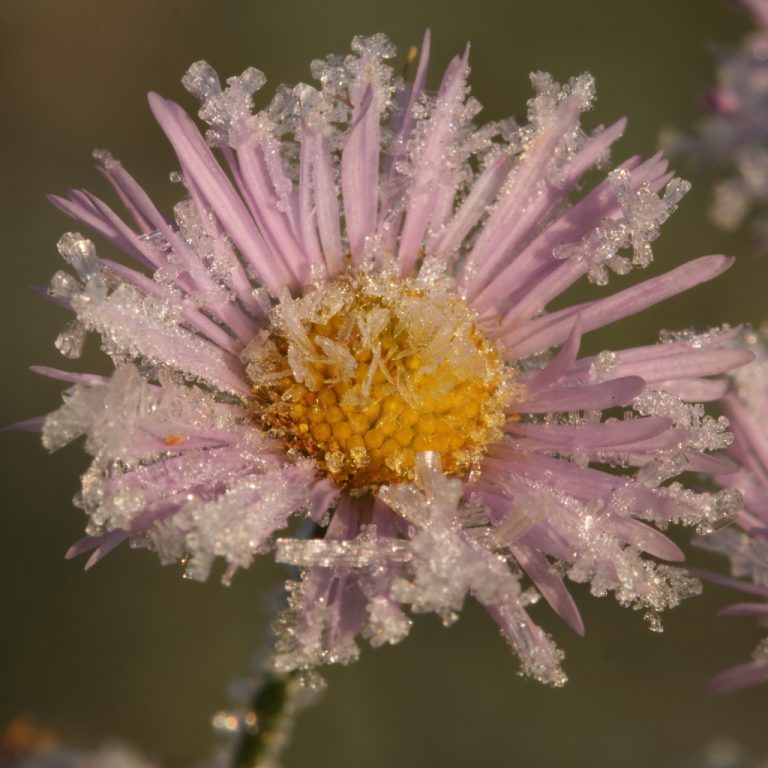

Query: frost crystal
left=553, top=170, right=690, bottom=285
left=29, top=33, right=746, bottom=686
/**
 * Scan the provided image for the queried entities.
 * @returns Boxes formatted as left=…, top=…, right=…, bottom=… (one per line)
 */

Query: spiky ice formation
left=23, top=33, right=751, bottom=685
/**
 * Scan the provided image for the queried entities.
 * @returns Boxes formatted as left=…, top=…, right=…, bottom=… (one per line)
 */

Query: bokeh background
left=2, top=1, right=768, bottom=766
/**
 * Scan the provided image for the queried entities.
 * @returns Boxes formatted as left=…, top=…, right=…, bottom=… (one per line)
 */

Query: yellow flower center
left=246, top=272, right=508, bottom=491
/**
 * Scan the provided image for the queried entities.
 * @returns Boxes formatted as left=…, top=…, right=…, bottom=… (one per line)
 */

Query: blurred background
left=2, top=1, right=768, bottom=766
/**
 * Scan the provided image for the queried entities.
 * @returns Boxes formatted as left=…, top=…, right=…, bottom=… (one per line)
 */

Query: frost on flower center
left=245, top=272, right=508, bottom=490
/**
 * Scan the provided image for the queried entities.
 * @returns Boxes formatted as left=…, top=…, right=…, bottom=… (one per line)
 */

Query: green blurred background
left=2, top=1, right=768, bottom=766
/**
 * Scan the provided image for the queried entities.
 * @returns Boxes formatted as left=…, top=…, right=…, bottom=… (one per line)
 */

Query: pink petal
left=516, top=376, right=646, bottom=413
left=501, top=255, right=733, bottom=359
left=342, top=85, right=379, bottom=261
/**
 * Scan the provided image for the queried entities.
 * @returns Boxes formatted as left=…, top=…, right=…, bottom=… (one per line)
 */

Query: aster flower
left=665, top=0, right=768, bottom=249
left=694, top=329, right=768, bottom=693
left=26, top=32, right=749, bottom=687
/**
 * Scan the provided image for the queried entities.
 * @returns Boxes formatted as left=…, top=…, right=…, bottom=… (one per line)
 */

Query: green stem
left=230, top=524, right=326, bottom=768
left=231, top=669, right=304, bottom=768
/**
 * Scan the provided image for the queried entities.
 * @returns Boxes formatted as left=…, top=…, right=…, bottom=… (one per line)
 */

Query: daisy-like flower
left=27, top=33, right=749, bottom=686
left=666, top=0, right=768, bottom=249
left=695, top=329, right=768, bottom=693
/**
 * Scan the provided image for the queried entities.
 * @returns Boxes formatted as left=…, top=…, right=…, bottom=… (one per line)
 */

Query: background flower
left=665, top=0, right=768, bottom=252
left=694, top=329, right=768, bottom=693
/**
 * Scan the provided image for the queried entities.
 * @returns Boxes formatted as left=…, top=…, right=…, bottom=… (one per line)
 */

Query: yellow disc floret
left=245, top=271, right=509, bottom=491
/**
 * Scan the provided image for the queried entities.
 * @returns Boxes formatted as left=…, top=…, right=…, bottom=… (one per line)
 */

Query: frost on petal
left=634, top=390, right=731, bottom=452
left=553, top=325, right=753, bottom=403
left=42, top=365, right=242, bottom=462
left=167, top=464, right=315, bottom=581
left=272, top=497, right=410, bottom=672
left=696, top=526, right=768, bottom=588
left=480, top=454, right=710, bottom=631
left=183, top=59, right=267, bottom=147
left=50, top=233, right=250, bottom=396
left=552, top=170, right=690, bottom=286
left=273, top=454, right=566, bottom=685
left=460, top=72, right=599, bottom=295
left=381, top=454, right=523, bottom=622
left=42, top=365, right=313, bottom=581
left=489, top=603, right=567, bottom=687
left=380, top=454, right=566, bottom=685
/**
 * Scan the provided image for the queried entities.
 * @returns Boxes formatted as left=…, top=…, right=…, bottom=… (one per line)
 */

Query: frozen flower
left=695, top=328, right=768, bottom=693
left=24, top=33, right=750, bottom=685
left=665, top=0, right=768, bottom=249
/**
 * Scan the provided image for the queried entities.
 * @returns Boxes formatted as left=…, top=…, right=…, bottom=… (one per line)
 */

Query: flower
left=665, top=0, right=768, bottom=249
left=15, top=745, right=158, bottom=768
left=1, top=718, right=156, bottom=768
left=29, top=33, right=748, bottom=686
left=694, top=328, right=768, bottom=693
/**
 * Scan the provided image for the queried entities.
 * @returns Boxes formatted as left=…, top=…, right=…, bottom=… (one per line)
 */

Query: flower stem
left=231, top=668, right=304, bottom=768
left=229, top=523, right=326, bottom=768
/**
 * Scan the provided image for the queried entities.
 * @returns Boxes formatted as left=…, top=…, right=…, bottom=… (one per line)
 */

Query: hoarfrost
left=633, top=389, right=732, bottom=454
left=55, top=319, right=87, bottom=359
left=273, top=454, right=567, bottom=685
left=526, top=71, right=595, bottom=187
left=381, top=454, right=523, bottom=622
left=42, top=364, right=313, bottom=582
left=175, top=468, right=313, bottom=581
left=183, top=60, right=266, bottom=147
left=554, top=171, right=690, bottom=285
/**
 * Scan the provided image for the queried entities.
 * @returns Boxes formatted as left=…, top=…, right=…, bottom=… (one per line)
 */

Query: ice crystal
left=553, top=170, right=690, bottom=285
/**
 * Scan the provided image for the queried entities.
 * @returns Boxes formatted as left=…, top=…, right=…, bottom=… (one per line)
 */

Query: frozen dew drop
left=182, top=60, right=222, bottom=100
left=48, top=270, right=80, bottom=301
left=55, top=319, right=87, bottom=359
left=57, top=232, right=99, bottom=280
left=239, top=66, right=268, bottom=95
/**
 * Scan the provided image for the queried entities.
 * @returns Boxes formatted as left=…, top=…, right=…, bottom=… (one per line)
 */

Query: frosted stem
left=231, top=523, right=325, bottom=768
left=231, top=669, right=304, bottom=768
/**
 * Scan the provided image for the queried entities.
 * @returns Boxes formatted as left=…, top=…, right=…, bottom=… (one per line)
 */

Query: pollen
left=245, top=272, right=510, bottom=491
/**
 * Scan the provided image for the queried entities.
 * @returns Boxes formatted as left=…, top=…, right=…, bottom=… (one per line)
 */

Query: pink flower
left=695, top=329, right=768, bottom=693
left=667, top=0, right=768, bottom=250
left=26, top=33, right=748, bottom=685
